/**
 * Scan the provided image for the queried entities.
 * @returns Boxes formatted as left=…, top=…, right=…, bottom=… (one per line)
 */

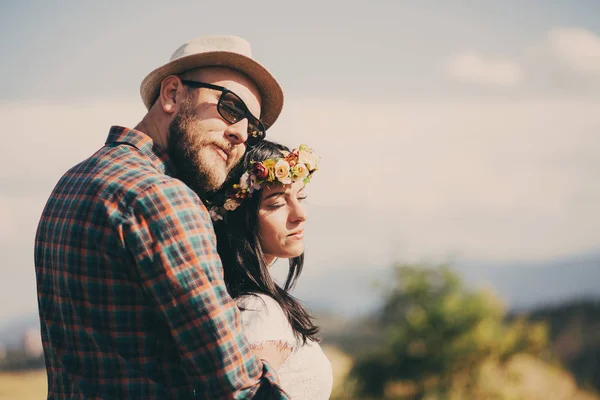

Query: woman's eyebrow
left=264, top=191, right=286, bottom=200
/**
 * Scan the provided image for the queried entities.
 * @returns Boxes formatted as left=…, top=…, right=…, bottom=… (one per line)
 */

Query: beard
left=167, top=97, right=236, bottom=194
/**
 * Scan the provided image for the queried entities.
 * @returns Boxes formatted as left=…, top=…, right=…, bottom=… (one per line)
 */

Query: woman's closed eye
left=267, top=201, right=286, bottom=209
left=267, top=195, right=307, bottom=209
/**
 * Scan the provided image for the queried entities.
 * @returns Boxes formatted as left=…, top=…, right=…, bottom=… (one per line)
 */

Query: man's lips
left=212, top=145, right=230, bottom=162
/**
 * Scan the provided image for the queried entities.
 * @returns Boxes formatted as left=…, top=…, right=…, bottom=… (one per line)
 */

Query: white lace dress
left=237, top=294, right=333, bottom=400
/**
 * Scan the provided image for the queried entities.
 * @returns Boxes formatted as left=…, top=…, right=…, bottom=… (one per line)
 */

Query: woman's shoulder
left=236, top=293, right=282, bottom=313
left=236, top=293, right=289, bottom=326
left=236, top=293, right=296, bottom=346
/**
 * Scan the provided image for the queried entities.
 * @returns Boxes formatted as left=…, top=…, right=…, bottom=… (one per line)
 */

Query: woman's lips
left=288, top=230, right=304, bottom=239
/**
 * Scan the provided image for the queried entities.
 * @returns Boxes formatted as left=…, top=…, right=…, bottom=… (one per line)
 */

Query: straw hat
left=140, top=35, right=284, bottom=129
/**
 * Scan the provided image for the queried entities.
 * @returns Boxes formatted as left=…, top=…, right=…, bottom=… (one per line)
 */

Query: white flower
left=299, top=148, right=320, bottom=171
left=311, top=154, right=320, bottom=171
left=209, top=208, right=223, bottom=221
left=298, top=150, right=313, bottom=169
left=223, top=198, right=240, bottom=211
left=239, top=172, right=250, bottom=190
left=274, top=159, right=292, bottom=184
left=292, top=163, right=309, bottom=181
left=250, top=182, right=262, bottom=193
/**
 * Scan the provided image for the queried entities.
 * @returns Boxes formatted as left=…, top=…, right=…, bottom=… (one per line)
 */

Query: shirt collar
left=105, top=126, right=176, bottom=176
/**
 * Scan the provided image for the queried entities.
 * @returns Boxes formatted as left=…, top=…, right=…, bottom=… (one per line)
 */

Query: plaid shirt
left=34, top=126, right=288, bottom=399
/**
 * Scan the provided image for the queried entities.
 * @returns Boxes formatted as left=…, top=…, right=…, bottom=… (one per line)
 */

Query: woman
left=208, top=140, right=333, bottom=400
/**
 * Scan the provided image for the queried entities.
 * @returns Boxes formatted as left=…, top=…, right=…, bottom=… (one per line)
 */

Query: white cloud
left=1, top=97, right=599, bottom=318
left=0, top=198, right=9, bottom=241
left=3, top=98, right=599, bottom=262
left=269, top=97, right=600, bottom=263
left=0, top=101, right=147, bottom=183
left=548, top=27, right=600, bottom=75
left=0, top=101, right=147, bottom=320
left=444, top=51, right=522, bottom=87
left=0, top=194, right=49, bottom=321
left=0, top=194, right=48, bottom=240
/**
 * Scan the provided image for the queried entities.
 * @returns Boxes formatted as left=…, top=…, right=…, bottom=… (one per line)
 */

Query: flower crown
left=209, top=144, right=320, bottom=221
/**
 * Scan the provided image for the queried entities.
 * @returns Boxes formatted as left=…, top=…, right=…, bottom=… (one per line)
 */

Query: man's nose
left=224, top=119, right=249, bottom=146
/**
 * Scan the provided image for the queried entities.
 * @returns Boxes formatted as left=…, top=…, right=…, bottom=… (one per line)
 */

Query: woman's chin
left=284, top=244, right=305, bottom=259
left=265, top=242, right=305, bottom=262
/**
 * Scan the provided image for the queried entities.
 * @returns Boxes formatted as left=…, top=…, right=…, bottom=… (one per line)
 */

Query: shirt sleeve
left=120, top=179, right=289, bottom=399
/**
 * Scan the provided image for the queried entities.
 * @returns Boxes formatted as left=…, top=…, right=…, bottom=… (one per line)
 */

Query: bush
left=351, top=264, right=550, bottom=399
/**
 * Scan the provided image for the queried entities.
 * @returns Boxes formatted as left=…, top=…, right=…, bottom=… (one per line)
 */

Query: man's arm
left=121, top=179, right=289, bottom=399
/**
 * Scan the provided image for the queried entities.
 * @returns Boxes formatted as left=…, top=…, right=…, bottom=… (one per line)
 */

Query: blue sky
left=4, top=1, right=600, bottom=102
left=1, top=1, right=600, bottom=319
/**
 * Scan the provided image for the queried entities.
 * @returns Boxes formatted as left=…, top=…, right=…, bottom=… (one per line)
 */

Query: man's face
left=167, top=67, right=262, bottom=193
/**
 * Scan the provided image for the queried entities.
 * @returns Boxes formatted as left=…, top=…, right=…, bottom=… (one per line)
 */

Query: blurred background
left=1, top=1, right=599, bottom=399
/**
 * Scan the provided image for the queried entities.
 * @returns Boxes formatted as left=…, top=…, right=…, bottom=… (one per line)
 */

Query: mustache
left=210, top=140, right=235, bottom=153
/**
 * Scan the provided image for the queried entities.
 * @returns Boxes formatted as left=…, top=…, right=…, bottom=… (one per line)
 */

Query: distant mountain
left=293, top=249, right=600, bottom=316
left=0, top=313, right=39, bottom=347
left=3, top=250, right=599, bottom=343
left=457, top=250, right=600, bottom=311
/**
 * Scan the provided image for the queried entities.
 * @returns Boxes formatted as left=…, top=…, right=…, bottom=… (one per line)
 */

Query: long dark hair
left=211, top=140, right=319, bottom=344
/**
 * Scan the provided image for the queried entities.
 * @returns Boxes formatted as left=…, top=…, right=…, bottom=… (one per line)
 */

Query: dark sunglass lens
left=246, top=119, right=265, bottom=146
left=217, top=90, right=265, bottom=147
left=218, top=92, right=246, bottom=124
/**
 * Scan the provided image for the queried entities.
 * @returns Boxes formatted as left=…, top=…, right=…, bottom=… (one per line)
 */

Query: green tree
left=351, top=264, right=549, bottom=399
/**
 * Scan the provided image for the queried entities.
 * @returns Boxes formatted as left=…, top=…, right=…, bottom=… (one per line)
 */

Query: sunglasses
left=180, top=80, right=266, bottom=147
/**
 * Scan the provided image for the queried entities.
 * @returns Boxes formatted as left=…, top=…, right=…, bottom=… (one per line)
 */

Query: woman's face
left=257, top=179, right=308, bottom=264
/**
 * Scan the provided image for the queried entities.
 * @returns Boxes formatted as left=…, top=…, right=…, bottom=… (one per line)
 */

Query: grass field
left=0, top=346, right=351, bottom=400
left=0, top=369, right=47, bottom=400
left=3, top=347, right=595, bottom=400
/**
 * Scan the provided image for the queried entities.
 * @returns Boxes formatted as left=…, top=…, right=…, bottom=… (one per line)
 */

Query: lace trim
left=250, top=340, right=295, bottom=365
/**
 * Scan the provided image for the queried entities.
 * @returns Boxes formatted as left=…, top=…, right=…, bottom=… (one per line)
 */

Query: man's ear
left=158, top=75, right=182, bottom=114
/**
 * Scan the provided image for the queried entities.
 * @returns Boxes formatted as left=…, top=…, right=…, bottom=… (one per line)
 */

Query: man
left=34, top=35, right=288, bottom=399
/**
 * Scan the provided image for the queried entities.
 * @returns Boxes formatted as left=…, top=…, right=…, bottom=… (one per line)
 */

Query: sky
left=1, top=1, right=600, bottom=320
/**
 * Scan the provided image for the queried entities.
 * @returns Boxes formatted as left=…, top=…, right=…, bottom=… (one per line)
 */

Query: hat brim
left=140, top=51, right=284, bottom=129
